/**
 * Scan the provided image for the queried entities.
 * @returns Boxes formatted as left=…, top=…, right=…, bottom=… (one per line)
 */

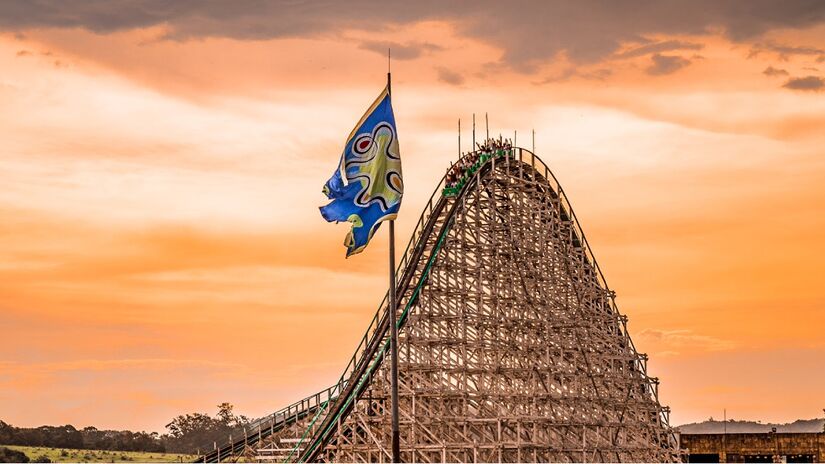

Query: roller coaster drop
left=200, top=147, right=679, bottom=463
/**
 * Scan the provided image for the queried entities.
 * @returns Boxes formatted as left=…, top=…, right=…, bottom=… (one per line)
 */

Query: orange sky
left=1, top=2, right=824, bottom=433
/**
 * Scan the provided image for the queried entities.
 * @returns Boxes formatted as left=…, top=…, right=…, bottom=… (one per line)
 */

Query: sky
left=1, top=1, right=824, bottom=433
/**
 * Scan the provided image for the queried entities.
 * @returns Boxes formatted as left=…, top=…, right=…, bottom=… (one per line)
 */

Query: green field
left=2, top=445, right=195, bottom=463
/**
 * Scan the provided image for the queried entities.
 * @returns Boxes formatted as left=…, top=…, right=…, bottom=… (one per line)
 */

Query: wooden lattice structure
left=199, top=148, right=678, bottom=463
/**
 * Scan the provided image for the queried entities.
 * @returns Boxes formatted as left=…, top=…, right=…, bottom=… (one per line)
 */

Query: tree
left=163, top=403, right=250, bottom=454
left=216, top=403, right=249, bottom=428
left=216, top=403, right=234, bottom=426
left=165, top=413, right=215, bottom=439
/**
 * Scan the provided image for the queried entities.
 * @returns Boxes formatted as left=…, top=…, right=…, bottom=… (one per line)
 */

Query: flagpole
left=387, top=49, right=401, bottom=464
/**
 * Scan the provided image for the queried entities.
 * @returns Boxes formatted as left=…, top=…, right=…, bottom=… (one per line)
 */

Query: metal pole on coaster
left=472, top=113, right=476, bottom=150
left=485, top=112, right=489, bottom=140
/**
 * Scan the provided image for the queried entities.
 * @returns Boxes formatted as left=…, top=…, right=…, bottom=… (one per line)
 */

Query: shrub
left=0, top=447, right=30, bottom=463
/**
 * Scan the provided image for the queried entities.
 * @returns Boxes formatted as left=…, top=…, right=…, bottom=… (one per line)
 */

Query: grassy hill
left=2, top=445, right=195, bottom=463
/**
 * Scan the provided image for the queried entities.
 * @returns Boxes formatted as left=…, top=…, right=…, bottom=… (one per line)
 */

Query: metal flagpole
left=389, top=221, right=400, bottom=463
left=387, top=48, right=401, bottom=464
left=458, top=119, right=461, bottom=157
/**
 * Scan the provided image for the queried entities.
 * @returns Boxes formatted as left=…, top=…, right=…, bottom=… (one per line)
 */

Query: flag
left=320, top=85, right=403, bottom=257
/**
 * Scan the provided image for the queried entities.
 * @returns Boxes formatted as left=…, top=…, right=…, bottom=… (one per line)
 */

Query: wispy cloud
left=763, top=66, right=789, bottom=76
left=435, top=66, right=464, bottom=86
left=646, top=53, right=692, bottom=75
left=638, top=329, right=737, bottom=355
left=0, top=358, right=243, bottom=374
left=536, top=66, right=612, bottom=84
left=749, top=41, right=825, bottom=61
left=358, top=40, right=442, bottom=61
left=615, top=39, right=704, bottom=59
left=782, top=75, right=825, bottom=91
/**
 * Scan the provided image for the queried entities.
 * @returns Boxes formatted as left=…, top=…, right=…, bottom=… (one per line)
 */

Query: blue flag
left=320, top=85, right=403, bottom=257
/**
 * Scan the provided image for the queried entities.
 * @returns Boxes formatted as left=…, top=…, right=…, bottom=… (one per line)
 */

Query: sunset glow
left=1, top=3, right=824, bottom=433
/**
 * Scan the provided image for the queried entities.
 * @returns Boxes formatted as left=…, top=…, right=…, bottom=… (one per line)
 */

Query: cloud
left=581, top=68, right=613, bottom=80
left=782, top=75, right=825, bottom=91
left=536, top=66, right=613, bottom=84
left=646, top=53, right=692, bottom=75
left=358, top=40, right=442, bottom=61
left=1, top=1, right=825, bottom=69
left=615, top=39, right=704, bottom=59
left=762, top=66, right=789, bottom=76
left=435, top=66, right=464, bottom=86
left=638, top=328, right=737, bottom=354
left=749, top=41, right=825, bottom=61
left=0, top=358, right=243, bottom=374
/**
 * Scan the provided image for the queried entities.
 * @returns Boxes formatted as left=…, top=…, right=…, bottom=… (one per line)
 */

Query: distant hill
left=677, top=418, right=824, bottom=434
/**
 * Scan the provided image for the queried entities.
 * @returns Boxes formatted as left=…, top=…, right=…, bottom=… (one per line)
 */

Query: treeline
left=677, top=417, right=825, bottom=434
left=0, top=402, right=250, bottom=455
left=0, top=423, right=163, bottom=452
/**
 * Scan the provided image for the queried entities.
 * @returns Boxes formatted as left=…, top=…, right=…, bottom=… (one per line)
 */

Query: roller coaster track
left=196, top=148, right=676, bottom=463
